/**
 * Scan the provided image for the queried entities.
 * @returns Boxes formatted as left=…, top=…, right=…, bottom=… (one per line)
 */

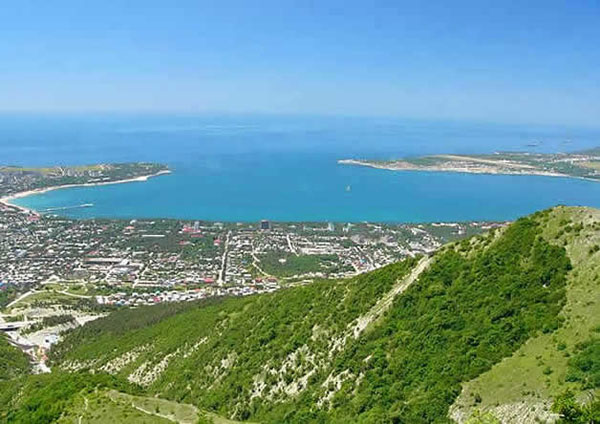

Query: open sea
left=2, top=114, right=600, bottom=223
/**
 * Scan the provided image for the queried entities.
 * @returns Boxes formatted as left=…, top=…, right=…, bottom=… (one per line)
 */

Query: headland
left=0, top=163, right=171, bottom=214
left=339, top=148, right=600, bottom=181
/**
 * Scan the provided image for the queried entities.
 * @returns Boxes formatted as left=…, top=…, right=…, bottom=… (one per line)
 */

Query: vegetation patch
left=310, top=216, right=570, bottom=423
left=0, top=372, right=138, bottom=424
left=565, top=337, right=600, bottom=389
left=22, top=314, right=76, bottom=335
left=47, top=214, right=571, bottom=423
left=4, top=207, right=596, bottom=423
left=0, top=335, right=30, bottom=381
left=257, top=251, right=349, bottom=277
left=450, top=207, right=600, bottom=423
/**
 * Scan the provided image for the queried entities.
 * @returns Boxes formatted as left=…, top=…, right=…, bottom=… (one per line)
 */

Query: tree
left=552, top=391, right=600, bottom=423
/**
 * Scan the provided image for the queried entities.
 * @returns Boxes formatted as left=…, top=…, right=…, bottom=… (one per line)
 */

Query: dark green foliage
left=196, top=415, right=215, bottom=424
left=45, top=216, right=572, bottom=424
left=566, top=339, right=600, bottom=389
left=0, top=372, right=138, bottom=424
left=299, top=217, right=571, bottom=423
left=51, top=297, right=225, bottom=361
left=0, top=284, right=19, bottom=308
left=22, top=314, right=76, bottom=334
left=0, top=335, right=30, bottom=381
left=51, top=259, right=417, bottom=422
left=552, top=391, right=600, bottom=423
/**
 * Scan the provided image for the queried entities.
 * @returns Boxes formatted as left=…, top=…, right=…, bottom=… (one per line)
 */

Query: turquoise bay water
left=3, top=114, right=600, bottom=222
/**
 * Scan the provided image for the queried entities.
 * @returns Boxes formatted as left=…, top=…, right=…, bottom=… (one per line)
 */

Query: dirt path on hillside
left=351, top=255, right=433, bottom=338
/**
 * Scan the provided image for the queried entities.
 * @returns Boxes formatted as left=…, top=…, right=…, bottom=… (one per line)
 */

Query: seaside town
left=0, top=164, right=504, bottom=370
left=0, top=162, right=170, bottom=200
left=0, top=205, right=502, bottom=301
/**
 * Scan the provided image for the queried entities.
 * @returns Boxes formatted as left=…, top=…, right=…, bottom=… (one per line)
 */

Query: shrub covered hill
left=2, top=206, right=600, bottom=423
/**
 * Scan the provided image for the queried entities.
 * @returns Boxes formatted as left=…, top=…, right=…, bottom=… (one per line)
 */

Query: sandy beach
left=0, top=170, right=172, bottom=215
left=337, top=159, right=580, bottom=180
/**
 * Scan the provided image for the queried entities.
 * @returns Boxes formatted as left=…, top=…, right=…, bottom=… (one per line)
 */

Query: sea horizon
left=4, top=113, right=600, bottom=223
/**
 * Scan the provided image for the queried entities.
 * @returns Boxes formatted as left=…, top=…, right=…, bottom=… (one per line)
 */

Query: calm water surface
left=3, top=114, right=600, bottom=222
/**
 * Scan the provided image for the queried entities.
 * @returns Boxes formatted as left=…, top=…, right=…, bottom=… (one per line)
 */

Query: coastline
left=0, top=170, right=172, bottom=215
left=337, top=159, right=599, bottom=182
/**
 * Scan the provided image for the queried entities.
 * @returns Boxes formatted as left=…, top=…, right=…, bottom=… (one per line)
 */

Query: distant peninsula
left=0, top=162, right=170, bottom=213
left=339, top=148, right=600, bottom=181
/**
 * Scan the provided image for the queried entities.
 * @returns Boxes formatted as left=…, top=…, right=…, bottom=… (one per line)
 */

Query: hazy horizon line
left=0, top=109, right=598, bottom=131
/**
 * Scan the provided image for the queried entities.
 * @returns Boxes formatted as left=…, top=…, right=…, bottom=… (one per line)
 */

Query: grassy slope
left=3, top=206, right=593, bottom=423
left=0, top=372, right=139, bottom=423
left=50, top=210, right=576, bottom=423
left=51, top=259, right=418, bottom=422
left=315, top=215, right=569, bottom=423
left=450, top=206, right=600, bottom=423
left=57, top=390, right=173, bottom=424
left=107, top=391, right=252, bottom=424
left=57, top=389, right=252, bottom=424
left=0, top=369, right=244, bottom=424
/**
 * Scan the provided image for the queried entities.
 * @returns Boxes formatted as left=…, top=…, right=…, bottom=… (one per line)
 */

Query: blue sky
left=1, top=0, right=599, bottom=126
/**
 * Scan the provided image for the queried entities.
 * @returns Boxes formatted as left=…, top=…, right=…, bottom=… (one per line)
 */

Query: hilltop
left=1, top=206, right=600, bottom=423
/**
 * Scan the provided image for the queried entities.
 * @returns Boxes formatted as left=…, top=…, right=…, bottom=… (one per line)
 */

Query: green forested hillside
left=2, top=207, right=600, bottom=423
left=451, top=207, right=600, bottom=423
left=0, top=372, right=144, bottom=423
left=51, top=257, right=420, bottom=422
left=0, top=335, right=30, bottom=381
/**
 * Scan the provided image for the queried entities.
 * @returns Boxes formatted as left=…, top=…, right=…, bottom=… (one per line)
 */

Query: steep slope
left=51, top=257, right=421, bottom=422
left=0, top=334, right=30, bottom=381
left=0, top=372, right=137, bottom=423
left=450, top=206, right=600, bottom=423
left=44, top=209, right=578, bottom=423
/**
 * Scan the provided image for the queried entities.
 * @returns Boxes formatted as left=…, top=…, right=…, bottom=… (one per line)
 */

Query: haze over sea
left=3, top=114, right=600, bottom=223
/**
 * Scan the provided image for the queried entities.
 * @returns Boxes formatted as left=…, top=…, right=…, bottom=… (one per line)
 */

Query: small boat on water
left=41, top=203, right=94, bottom=212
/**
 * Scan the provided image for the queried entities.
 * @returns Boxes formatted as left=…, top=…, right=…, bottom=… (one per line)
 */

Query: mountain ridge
left=2, top=206, right=600, bottom=423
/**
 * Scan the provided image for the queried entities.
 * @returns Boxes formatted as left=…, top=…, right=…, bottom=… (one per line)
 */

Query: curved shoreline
left=337, top=159, right=600, bottom=183
left=0, top=170, right=172, bottom=215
